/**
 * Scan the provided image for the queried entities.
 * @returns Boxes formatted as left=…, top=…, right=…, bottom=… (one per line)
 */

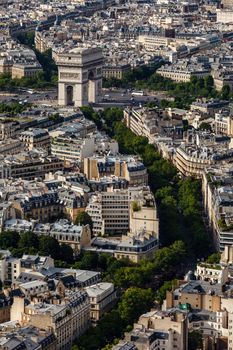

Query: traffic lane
left=0, top=89, right=58, bottom=103
left=103, top=91, right=160, bottom=103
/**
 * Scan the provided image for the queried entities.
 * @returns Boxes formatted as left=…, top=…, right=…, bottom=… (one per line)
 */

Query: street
left=0, top=87, right=167, bottom=108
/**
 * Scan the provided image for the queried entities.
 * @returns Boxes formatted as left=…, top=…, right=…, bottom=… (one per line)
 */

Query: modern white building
left=51, top=135, right=118, bottom=163
left=86, top=186, right=159, bottom=237
left=86, top=188, right=129, bottom=236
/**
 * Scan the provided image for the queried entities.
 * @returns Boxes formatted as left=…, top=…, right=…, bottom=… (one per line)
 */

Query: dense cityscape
left=0, top=0, right=233, bottom=349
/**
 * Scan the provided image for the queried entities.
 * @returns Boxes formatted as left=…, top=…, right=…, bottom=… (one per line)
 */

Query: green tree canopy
left=199, top=122, right=212, bottom=132
left=188, top=330, right=203, bottom=350
left=75, top=211, right=93, bottom=230
left=39, top=236, right=61, bottom=260
left=73, top=251, right=98, bottom=270
left=118, top=287, right=154, bottom=324
left=221, top=84, right=231, bottom=100
left=206, top=252, right=221, bottom=264
left=60, top=243, right=74, bottom=264
left=0, top=231, right=20, bottom=249
left=18, top=231, right=39, bottom=251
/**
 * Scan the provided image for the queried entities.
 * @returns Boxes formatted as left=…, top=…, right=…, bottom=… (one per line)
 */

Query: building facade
left=56, top=47, right=103, bottom=107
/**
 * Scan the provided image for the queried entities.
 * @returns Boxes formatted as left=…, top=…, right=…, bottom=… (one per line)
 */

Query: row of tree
left=103, top=66, right=232, bottom=109
left=0, top=102, right=30, bottom=115
left=81, top=106, right=213, bottom=257
left=75, top=241, right=187, bottom=350
left=0, top=72, right=57, bottom=91
left=102, top=63, right=164, bottom=90
left=71, top=106, right=213, bottom=349
left=0, top=230, right=73, bottom=264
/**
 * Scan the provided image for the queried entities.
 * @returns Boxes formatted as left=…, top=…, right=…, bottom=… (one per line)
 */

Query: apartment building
left=102, top=64, right=131, bottom=79
left=0, top=120, right=20, bottom=141
left=33, top=220, right=92, bottom=255
left=86, top=186, right=158, bottom=236
left=190, top=99, right=229, bottom=117
left=20, top=129, right=51, bottom=153
left=0, top=151, right=64, bottom=180
left=83, top=155, right=148, bottom=187
left=213, top=108, right=233, bottom=137
left=138, top=35, right=172, bottom=52
left=124, top=107, right=161, bottom=144
left=188, top=309, right=228, bottom=345
left=157, top=62, right=211, bottom=83
left=124, top=310, right=188, bottom=350
left=0, top=55, right=42, bottom=79
left=0, top=253, right=54, bottom=284
left=85, top=282, right=117, bottom=323
left=175, top=144, right=213, bottom=178
left=87, top=230, right=159, bottom=263
left=195, top=262, right=229, bottom=284
left=19, top=280, right=49, bottom=298
left=0, top=139, right=24, bottom=156
left=174, top=131, right=233, bottom=178
left=112, top=343, right=137, bottom=350
left=51, top=134, right=118, bottom=163
left=11, top=62, right=43, bottom=79
left=216, top=9, right=233, bottom=24
left=202, top=165, right=233, bottom=250
left=124, top=107, right=183, bottom=145
left=162, top=251, right=233, bottom=348
left=213, top=71, right=233, bottom=92
left=51, top=137, right=95, bottom=163
left=58, top=189, right=87, bottom=222
left=0, top=324, right=57, bottom=350
left=165, top=280, right=226, bottom=312
left=12, top=192, right=63, bottom=222
left=86, top=189, right=129, bottom=235
left=129, top=187, right=159, bottom=236
left=19, top=291, right=90, bottom=350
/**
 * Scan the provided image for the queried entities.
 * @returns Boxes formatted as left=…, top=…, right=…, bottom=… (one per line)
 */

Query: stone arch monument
left=56, top=47, right=103, bottom=107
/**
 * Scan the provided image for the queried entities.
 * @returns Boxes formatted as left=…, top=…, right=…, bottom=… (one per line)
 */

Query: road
left=0, top=88, right=167, bottom=107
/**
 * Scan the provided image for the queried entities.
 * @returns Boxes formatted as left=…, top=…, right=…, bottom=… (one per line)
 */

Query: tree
left=199, top=122, right=212, bottom=132
left=114, top=267, right=148, bottom=288
left=221, top=84, right=231, bottom=100
left=118, top=287, right=154, bottom=324
left=73, top=251, right=98, bottom=270
left=206, top=252, right=221, bottom=264
left=156, top=279, right=178, bottom=304
left=18, top=231, right=39, bottom=251
left=60, top=243, right=74, bottom=264
left=204, top=75, right=214, bottom=90
left=75, top=212, right=93, bottom=230
left=0, top=231, right=20, bottom=249
left=17, top=32, right=35, bottom=48
left=39, top=236, right=61, bottom=260
left=188, top=330, right=203, bottom=350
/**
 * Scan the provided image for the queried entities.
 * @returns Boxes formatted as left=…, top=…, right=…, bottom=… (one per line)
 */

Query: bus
left=27, top=89, right=35, bottom=94
left=131, top=91, right=145, bottom=96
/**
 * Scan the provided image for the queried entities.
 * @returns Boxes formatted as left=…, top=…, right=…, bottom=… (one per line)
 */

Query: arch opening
left=66, top=85, right=74, bottom=106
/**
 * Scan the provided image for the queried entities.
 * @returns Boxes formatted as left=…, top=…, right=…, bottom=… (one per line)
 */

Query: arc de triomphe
left=56, top=47, right=103, bottom=107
